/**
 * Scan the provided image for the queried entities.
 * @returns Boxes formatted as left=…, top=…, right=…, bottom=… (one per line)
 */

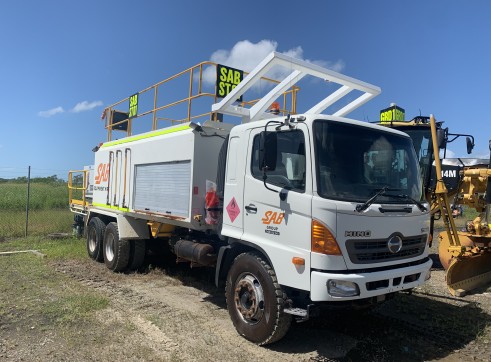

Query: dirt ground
left=2, top=241, right=491, bottom=362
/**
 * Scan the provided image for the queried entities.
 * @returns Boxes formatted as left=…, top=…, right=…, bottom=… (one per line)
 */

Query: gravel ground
left=1, top=239, right=491, bottom=362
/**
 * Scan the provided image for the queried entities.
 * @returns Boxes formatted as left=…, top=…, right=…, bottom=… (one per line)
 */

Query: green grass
left=0, top=235, right=87, bottom=259
left=0, top=236, right=162, bottom=360
left=0, top=209, right=73, bottom=238
left=0, top=182, right=68, bottom=210
left=0, top=181, right=73, bottom=237
left=0, top=239, right=108, bottom=331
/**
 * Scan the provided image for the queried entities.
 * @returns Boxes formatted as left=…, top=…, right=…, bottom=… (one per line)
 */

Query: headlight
left=327, top=279, right=360, bottom=297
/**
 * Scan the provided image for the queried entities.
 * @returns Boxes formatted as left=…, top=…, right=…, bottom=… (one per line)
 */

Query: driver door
left=242, top=125, right=312, bottom=289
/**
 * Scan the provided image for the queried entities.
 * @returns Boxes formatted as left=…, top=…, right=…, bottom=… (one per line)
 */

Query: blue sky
left=1, top=1, right=490, bottom=179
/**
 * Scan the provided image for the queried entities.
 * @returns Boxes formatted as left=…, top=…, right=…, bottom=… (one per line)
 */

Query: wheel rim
left=233, top=274, right=265, bottom=323
left=88, top=227, right=97, bottom=253
left=105, top=233, right=115, bottom=262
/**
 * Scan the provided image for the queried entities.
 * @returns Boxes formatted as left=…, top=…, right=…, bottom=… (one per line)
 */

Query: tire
left=86, top=217, right=105, bottom=262
left=225, top=252, right=291, bottom=345
left=103, top=222, right=130, bottom=272
left=128, top=239, right=146, bottom=270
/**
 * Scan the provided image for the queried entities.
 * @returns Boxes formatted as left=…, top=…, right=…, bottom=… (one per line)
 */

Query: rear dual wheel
left=128, top=239, right=146, bottom=270
left=87, top=217, right=105, bottom=262
left=103, top=222, right=130, bottom=272
left=103, top=222, right=146, bottom=272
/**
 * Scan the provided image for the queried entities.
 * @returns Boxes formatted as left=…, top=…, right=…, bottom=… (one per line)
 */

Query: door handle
left=245, top=204, right=257, bottom=214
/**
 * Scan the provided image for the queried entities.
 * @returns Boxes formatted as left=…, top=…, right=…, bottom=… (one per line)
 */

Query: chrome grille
left=345, top=235, right=426, bottom=264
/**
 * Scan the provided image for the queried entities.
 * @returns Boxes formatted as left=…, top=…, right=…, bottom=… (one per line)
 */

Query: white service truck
left=70, top=52, right=432, bottom=345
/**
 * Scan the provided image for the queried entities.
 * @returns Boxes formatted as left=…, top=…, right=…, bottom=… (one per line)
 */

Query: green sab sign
left=129, top=93, right=139, bottom=118
left=216, top=64, right=243, bottom=102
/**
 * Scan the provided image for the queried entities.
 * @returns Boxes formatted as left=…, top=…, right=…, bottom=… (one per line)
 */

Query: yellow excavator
left=381, top=114, right=491, bottom=296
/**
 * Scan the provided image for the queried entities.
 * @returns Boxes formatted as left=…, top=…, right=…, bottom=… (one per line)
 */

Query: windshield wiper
left=355, top=186, right=389, bottom=212
left=388, top=194, right=427, bottom=212
left=355, top=187, right=427, bottom=212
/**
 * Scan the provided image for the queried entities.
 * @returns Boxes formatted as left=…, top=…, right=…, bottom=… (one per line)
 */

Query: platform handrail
left=68, top=170, right=90, bottom=213
left=103, top=60, right=299, bottom=141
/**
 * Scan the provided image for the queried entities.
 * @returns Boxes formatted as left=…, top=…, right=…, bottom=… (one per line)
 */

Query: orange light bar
left=311, top=220, right=341, bottom=255
left=270, top=102, right=280, bottom=115
left=292, top=257, right=305, bottom=266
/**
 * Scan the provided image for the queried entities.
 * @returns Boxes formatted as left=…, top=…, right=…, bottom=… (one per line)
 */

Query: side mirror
left=466, top=136, right=474, bottom=154
left=436, top=128, right=447, bottom=150
left=259, top=131, right=277, bottom=172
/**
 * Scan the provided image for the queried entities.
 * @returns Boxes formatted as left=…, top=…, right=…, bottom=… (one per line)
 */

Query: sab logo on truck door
left=262, top=211, right=285, bottom=237
left=262, top=211, right=285, bottom=225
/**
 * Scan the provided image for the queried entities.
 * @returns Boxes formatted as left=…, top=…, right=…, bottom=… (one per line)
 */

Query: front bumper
left=310, top=258, right=432, bottom=301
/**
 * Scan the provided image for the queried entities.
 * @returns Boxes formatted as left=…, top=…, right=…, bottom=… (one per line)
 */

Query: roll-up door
left=134, top=160, right=191, bottom=217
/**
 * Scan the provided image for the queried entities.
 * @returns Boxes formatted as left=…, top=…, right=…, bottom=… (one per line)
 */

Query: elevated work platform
left=102, top=52, right=381, bottom=141
left=102, top=59, right=299, bottom=141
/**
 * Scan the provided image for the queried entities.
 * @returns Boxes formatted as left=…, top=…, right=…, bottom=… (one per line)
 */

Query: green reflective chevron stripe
left=92, top=202, right=129, bottom=212
left=102, top=124, right=190, bottom=148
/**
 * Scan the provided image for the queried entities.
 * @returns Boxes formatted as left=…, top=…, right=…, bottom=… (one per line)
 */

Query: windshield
left=393, top=126, right=433, bottom=190
left=313, top=120, right=423, bottom=203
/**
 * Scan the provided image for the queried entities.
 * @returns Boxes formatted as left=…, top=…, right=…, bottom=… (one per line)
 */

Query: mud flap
left=446, top=252, right=491, bottom=296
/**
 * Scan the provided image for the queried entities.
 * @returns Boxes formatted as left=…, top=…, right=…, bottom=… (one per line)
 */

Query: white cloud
left=312, top=59, right=346, bottom=73
left=475, top=153, right=490, bottom=159
left=38, top=106, right=65, bottom=118
left=71, top=100, right=103, bottom=113
left=441, top=148, right=489, bottom=160
left=202, top=40, right=345, bottom=85
left=441, top=149, right=455, bottom=158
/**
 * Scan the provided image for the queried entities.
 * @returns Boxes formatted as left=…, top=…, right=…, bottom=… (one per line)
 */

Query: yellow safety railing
left=102, top=61, right=300, bottom=141
left=68, top=170, right=90, bottom=213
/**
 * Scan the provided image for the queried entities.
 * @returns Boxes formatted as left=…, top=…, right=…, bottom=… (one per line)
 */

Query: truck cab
left=221, top=114, right=431, bottom=305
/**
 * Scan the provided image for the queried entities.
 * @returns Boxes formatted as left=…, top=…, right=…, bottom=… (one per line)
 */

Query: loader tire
left=103, top=222, right=130, bottom=272
left=128, top=239, right=146, bottom=270
left=225, top=252, right=291, bottom=345
left=86, top=217, right=105, bottom=262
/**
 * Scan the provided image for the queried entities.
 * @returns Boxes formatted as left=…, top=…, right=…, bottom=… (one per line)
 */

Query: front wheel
left=225, top=252, right=291, bottom=345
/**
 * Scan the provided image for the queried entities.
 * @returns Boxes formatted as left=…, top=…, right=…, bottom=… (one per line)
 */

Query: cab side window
left=251, top=130, right=306, bottom=192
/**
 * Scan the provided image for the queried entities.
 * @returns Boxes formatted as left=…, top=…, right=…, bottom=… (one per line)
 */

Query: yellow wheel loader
left=383, top=114, right=491, bottom=296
